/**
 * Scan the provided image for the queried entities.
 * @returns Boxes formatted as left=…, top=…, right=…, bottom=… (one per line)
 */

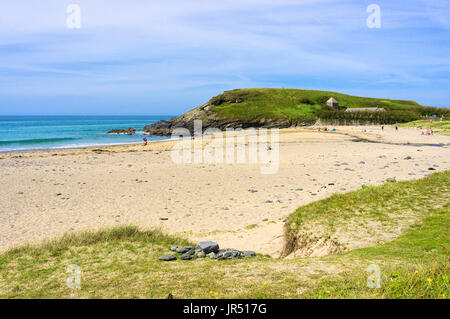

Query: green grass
left=399, top=118, right=450, bottom=136
left=283, top=171, right=449, bottom=257
left=206, top=88, right=450, bottom=125
left=209, top=88, right=424, bottom=122
left=305, top=204, right=449, bottom=298
left=0, top=173, right=448, bottom=299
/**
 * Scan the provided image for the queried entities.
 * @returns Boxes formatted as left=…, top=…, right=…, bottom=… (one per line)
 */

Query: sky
left=0, top=0, right=449, bottom=115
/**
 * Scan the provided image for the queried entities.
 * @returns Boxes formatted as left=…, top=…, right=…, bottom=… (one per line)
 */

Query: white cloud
left=0, top=0, right=448, bottom=109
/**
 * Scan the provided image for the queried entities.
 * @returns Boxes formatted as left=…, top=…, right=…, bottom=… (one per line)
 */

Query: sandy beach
left=1, top=125, right=449, bottom=256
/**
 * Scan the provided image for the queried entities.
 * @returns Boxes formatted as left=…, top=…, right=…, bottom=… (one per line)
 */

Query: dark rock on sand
left=142, top=120, right=172, bottom=135
left=243, top=251, right=256, bottom=258
left=208, top=252, right=217, bottom=259
left=107, top=127, right=136, bottom=135
left=176, top=246, right=194, bottom=253
left=159, top=255, right=177, bottom=261
left=196, top=241, right=219, bottom=254
left=217, top=249, right=242, bottom=260
left=180, top=252, right=194, bottom=260
left=166, top=242, right=256, bottom=261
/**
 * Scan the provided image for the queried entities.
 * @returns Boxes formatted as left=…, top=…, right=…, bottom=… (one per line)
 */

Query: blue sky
left=0, top=0, right=449, bottom=115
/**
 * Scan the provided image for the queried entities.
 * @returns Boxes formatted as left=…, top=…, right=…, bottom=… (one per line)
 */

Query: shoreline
left=0, top=136, right=179, bottom=157
left=1, top=124, right=449, bottom=156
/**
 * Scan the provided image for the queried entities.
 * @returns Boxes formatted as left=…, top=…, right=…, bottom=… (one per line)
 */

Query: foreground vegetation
left=209, top=88, right=450, bottom=125
left=0, top=172, right=448, bottom=298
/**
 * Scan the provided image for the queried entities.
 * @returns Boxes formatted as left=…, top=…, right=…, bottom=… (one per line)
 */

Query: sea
left=0, top=115, right=173, bottom=152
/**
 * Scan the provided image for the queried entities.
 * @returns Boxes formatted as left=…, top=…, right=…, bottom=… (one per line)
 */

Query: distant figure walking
left=381, top=125, right=384, bottom=131
left=395, top=126, right=398, bottom=131
left=143, top=137, right=148, bottom=146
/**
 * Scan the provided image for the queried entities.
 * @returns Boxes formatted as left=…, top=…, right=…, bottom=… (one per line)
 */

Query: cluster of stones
left=107, top=127, right=136, bottom=135
left=158, top=241, right=256, bottom=261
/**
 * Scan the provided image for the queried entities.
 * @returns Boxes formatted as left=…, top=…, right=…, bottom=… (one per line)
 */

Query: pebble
left=207, top=252, right=217, bottom=259
left=176, top=246, right=194, bottom=253
left=159, top=255, right=177, bottom=261
left=243, top=251, right=256, bottom=258
left=196, top=241, right=219, bottom=254
left=180, top=252, right=194, bottom=260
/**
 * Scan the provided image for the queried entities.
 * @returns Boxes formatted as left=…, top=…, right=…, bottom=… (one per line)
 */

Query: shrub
left=210, top=90, right=261, bottom=106
left=300, top=97, right=314, bottom=105
left=317, top=109, right=420, bottom=124
left=317, top=96, right=331, bottom=106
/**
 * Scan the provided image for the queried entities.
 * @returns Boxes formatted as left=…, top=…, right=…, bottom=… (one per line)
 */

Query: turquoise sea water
left=0, top=116, right=173, bottom=152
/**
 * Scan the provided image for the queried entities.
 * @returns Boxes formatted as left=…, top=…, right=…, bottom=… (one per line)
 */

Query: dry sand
left=1, top=125, right=449, bottom=256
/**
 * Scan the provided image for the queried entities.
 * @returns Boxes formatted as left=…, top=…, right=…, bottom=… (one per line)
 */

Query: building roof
left=345, top=107, right=385, bottom=112
left=327, top=97, right=338, bottom=103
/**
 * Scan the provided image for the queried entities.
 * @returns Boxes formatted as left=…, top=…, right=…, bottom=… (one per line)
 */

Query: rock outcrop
left=107, top=127, right=136, bottom=135
left=142, top=94, right=291, bottom=136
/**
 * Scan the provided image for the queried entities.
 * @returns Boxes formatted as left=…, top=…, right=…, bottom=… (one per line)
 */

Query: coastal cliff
left=143, top=90, right=293, bottom=136
left=142, top=102, right=291, bottom=136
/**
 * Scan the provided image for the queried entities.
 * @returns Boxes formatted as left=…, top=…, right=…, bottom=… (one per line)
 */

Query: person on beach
left=381, top=125, right=384, bottom=131
left=395, top=126, right=398, bottom=131
left=143, top=137, right=148, bottom=146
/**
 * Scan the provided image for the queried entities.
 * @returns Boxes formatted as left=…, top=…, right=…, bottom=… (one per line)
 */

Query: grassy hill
left=208, top=88, right=448, bottom=125
left=143, top=88, right=449, bottom=135
left=1, top=171, right=448, bottom=299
